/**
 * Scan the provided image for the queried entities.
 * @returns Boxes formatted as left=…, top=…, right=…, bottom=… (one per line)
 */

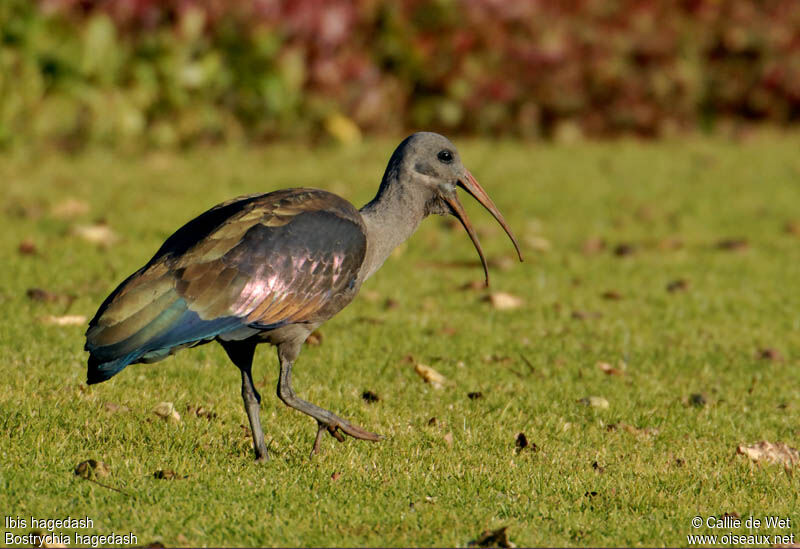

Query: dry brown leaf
left=153, top=402, right=181, bottom=423
left=515, top=432, right=538, bottom=454
left=757, top=348, right=784, bottom=362
left=104, top=402, right=130, bottom=414
left=414, top=363, right=447, bottom=389
left=27, top=288, right=73, bottom=304
left=330, top=471, right=341, bottom=481
left=572, top=310, right=601, bottom=320
left=72, top=223, right=118, bottom=247
left=582, top=237, right=606, bottom=255
left=596, top=361, right=625, bottom=376
left=18, top=238, right=37, bottom=255
left=613, top=243, right=636, bottom=256
left=186, top=404, right=217, bottom=419
left=785, top=221, right=800, bottom=237
left=26, top=288, right=53, bottom=302
left=485, top=292, right=523, bottom=310
left=153, top=469, right=185, bottom=479
left=51, top=198, right=89, bottom=219
left=39, top=314, right=86, bottom=326
left=688, top=393, right=707, bottom=407
left=666, top=279, right=690, bottom=293
left=736, top=441, right=800, bottom=469
left=74, top=459, right=110, bottom=479
left=362, top=390, right=379, bottom=403
left=468, top=526, right=515, bottom=548
left=443, top=431, right=454, bottom=447
left=716, top=238, right=749, bottom=251
left=601, top=290, right=622, bottom=300
left=460, top=280, right=486, bottom=291
left=441, top=218, right=461, bottom=232
left=579, top=396, right=609, bottom=409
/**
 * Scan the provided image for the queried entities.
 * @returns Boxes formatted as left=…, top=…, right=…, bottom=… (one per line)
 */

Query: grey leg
left=241, top=366, right=269, bottom=462
left=221, top=341, right=269, bottom=462
left=276, top=342, right=382, bottom=457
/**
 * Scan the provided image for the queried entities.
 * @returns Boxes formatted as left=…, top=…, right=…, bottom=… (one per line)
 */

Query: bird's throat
left=358, top=184, right=428, bottom=282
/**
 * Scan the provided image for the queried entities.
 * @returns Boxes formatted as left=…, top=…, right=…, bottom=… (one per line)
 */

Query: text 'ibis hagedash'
left=85, top=132, right=522, bottom=460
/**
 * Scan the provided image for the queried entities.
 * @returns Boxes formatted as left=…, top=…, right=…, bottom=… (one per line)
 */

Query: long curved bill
left=444, top=169, right=523, bottom=286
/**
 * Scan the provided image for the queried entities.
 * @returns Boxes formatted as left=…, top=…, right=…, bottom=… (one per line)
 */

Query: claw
left=329, top=425, right=346, bottom=442
left=311, top=423, right=326, bottom=457
left=309, top=417, right=383, bottom=457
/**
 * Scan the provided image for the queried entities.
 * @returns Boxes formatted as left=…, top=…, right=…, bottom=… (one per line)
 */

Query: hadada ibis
left=85, top=132, right=522, bottom=460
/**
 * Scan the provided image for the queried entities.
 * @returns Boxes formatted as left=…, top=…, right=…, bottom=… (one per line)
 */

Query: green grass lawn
left=2, top=135, right=800, bottom=547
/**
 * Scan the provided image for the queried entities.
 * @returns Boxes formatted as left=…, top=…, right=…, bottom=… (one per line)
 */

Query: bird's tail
left=86, top=353, right=137, bottom=385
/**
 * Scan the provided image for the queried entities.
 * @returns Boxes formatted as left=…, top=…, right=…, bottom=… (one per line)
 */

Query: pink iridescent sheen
left=233, top=277, right=274, bottom=316
left=332, top=253, right=344, bottom=281
left=231, top=253, right=341, bottom=319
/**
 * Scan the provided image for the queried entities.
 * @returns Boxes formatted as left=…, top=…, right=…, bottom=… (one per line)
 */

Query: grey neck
left=358, top=174, right=428, bottom=282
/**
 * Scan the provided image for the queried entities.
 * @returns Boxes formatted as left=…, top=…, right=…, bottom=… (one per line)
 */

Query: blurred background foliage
left=1, top=0, right=800, bottom=149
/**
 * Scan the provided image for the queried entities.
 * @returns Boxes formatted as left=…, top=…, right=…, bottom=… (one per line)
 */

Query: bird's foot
left=311, top=415, right=382, bottom=457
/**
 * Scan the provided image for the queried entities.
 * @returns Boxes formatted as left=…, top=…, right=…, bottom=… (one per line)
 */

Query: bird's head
left=385, top=132, right=523, bottom=285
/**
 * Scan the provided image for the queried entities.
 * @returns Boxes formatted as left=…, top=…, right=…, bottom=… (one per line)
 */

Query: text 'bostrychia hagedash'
left=85, top=132, right=522, bottom=460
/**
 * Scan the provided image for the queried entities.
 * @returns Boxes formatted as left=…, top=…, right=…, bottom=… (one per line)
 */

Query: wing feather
left=88, top=288, right=179, bottom=347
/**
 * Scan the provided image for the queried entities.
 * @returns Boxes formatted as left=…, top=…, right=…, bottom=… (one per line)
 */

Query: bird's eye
left=437, top=149, right=454, bottom=164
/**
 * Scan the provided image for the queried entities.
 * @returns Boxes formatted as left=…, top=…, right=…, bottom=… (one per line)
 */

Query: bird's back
left=85, top=188, right=367, bottom=384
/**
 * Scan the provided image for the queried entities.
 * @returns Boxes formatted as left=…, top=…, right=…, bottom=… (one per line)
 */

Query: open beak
left=443, top=169, right=523, bottom=285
